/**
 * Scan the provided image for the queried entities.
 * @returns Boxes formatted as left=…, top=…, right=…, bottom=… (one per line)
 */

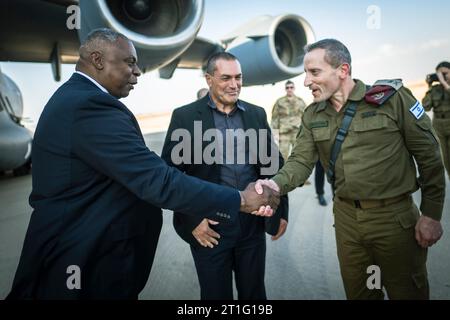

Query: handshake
left=239, top=179, right=281, bottom=216
left=193, top=180, right=282, bottom=248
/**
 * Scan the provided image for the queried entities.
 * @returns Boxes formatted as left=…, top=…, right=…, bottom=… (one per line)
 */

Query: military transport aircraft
left=0, top=0, right=314, bottom=175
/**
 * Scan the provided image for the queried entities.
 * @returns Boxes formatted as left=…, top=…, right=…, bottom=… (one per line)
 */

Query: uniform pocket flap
left=352, top=115, right=388, bottom=132
left=396, top=210, right=417, bottom=229
left=312, top=127, right=331, bottom=141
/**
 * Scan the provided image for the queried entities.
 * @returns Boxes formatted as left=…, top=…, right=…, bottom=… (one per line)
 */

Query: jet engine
left=78, top=0, right=205, bottom=72
left=224, top=14, right=315, bottom=86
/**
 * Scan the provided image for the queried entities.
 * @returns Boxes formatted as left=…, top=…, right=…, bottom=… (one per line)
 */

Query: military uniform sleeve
left=271, top=101, right=280, bottom=130
left=398, top=88, right=445, bottom=220
left=272, top=111, right=318, bottom=195
left=421, top=87, right=434, bottom=111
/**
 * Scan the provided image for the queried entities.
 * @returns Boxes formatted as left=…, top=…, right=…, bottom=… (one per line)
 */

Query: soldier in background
left=271, top=80, right=306, bottom=160
left=271, top=81, right=310, bottom=185
left=422, top=61, right=450, bottom=179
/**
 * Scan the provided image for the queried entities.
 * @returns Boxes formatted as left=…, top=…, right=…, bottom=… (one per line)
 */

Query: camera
left=426, top=73, right=439, bottom=83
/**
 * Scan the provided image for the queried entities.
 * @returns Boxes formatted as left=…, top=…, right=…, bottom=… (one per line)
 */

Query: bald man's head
left=76, top=28, right=141, bottom=98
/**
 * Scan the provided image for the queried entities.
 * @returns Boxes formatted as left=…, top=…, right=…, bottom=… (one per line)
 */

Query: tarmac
left=1, top=131, right=449, bottom=299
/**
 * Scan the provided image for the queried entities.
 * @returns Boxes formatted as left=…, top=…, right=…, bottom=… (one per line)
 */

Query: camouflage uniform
left=272, top=79, right=445, bottom=299
left=422, top=84, right=450, bottom=179
left=271, top=95, right=306, bottom=160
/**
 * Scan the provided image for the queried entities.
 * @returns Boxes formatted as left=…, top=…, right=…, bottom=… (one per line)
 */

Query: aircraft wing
left=0, top=0, right=314, bottom=86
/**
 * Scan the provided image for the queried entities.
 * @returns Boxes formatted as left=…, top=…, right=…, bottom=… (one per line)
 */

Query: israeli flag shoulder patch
left=409, top=101, right=425, bottom=119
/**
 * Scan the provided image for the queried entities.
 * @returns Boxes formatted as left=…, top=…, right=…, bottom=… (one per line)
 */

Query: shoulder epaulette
left=364, top=79, right=403, bottom=106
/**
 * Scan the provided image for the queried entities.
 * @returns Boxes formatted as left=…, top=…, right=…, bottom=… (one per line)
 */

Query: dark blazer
left=161, top=95, right=288, bottom=247
left=7, top=74, right=241, bottom=299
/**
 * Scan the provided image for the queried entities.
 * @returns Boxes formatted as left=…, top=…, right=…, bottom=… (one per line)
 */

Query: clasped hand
left=239, top=181, right=280, bottom=216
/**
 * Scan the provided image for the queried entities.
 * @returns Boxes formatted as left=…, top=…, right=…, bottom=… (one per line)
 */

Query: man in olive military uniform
left=422, top=61, right=450, bottom=179
left=271, top=80, right=306, bottom=160
left=255, top=39, right=445, bottom=299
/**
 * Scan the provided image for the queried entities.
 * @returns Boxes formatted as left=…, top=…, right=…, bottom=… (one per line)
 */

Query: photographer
left=423, top=61, right=450, bottom=179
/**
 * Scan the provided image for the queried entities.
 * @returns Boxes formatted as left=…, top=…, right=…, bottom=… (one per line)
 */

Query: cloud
left=354, top=38, right=450, bottom=67
left=419, top=39, right=449, bottom=50
left=377, top=43, right=398, bottom=57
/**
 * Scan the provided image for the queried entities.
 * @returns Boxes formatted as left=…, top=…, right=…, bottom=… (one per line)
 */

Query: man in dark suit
left=162, top=52, right=289, bottom=300
left=7, top=29, right=279, bottom=300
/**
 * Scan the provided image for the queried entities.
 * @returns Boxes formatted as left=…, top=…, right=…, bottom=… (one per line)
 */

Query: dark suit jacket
left=161, top=96, right=289, bottom=247
left=7, top=74, right=242, bottom=299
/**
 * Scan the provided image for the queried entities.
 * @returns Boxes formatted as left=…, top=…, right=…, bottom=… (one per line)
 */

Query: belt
left=434, top=113, right=450, bottom=119
left=338, top=194, right=409, bottom=209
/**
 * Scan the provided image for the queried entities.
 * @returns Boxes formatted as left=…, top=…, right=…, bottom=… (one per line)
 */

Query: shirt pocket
left=312, top=126, right=331, bottom=141
left=349, top=114, right=394, bottom=148
left=352, top=114, right=388, bottom=132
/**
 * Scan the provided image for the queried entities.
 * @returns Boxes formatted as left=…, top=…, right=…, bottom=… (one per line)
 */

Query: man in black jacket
left=7, top=29, right=278, bottom=300
left=162, top=52, right=289, bottom=300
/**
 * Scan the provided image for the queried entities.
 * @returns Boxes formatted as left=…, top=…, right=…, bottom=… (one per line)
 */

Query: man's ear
left=205, top=73, right=213, bottom=87
left=90, top=51, right=104, bottom=70
left=339, top=63, right=351, bottom=78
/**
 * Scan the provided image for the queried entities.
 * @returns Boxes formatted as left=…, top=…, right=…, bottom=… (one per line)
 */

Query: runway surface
left=1, top=131, right=449, bottom=299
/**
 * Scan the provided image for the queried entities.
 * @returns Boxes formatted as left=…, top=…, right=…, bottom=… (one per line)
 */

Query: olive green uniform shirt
left=271, top=95, right=306, bottom=134
left=272, top=79, right=445, bottom=220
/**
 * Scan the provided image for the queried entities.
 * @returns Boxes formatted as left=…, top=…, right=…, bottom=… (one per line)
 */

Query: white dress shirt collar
left=75, top=71, right=109, bottom=94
